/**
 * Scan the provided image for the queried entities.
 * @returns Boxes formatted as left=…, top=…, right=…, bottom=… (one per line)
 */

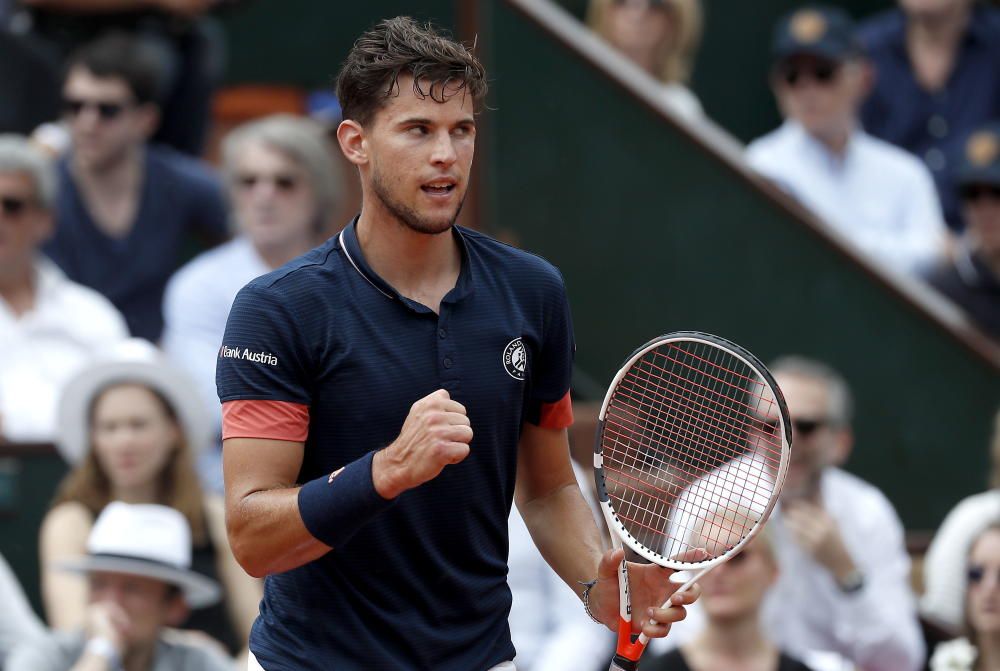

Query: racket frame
left=592, top=331, right=792, bottom=669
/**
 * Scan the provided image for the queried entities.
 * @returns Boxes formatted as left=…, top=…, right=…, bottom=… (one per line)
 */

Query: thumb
left=597, top=547, right=626, bottom=581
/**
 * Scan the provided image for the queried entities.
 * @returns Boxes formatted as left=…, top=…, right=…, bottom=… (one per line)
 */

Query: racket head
left=593, top=331, right=792, bottom=571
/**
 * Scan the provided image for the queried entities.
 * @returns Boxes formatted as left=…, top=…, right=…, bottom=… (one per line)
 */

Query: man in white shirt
left=0, top=134, right=127, bottom=443
left=759, top=355, right=924, bottom=671
left=746, top=5, right=947, bottom=276
left=161, top=115, right=342, bottom=491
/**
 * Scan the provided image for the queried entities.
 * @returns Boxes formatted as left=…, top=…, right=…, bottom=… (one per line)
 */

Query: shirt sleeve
left=523, top=270, right=575, bottom=430
left=897, top=161, right=947, bottom=273
left=216, top=282, right=312, bottom=442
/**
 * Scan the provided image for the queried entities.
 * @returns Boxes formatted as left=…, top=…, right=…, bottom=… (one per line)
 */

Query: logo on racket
left=502, top=338, right=527, bottom=380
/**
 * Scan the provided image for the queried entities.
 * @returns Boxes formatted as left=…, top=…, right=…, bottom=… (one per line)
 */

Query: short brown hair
left=335, top=16, right=488, bottom=127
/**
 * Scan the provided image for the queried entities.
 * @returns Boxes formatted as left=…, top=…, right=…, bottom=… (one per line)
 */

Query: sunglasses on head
left=778, top=61, right=839, bottom=87
left=62, top=97, right=132, bottom=121
left=968, top=564, right=1000, bottom=585
left=961, top=184, right=1000, bottom=202
left=0, top=195, right=32, bottom=217
left=236, top=173, right=300, bottom=192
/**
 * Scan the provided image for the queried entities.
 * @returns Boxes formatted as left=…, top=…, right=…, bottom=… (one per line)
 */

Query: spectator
left=12, top=0, right=231, bottom=156
left=762, top=356, right=924, bottom=670
left=0, top=134, right=127, bottom=443
left=7, top=502, right=232, bottom=671
left=39, top=339, right=261, bottom=659
left=924, top=122, right=1000, bottom=340
left=161, top=114, right=342, bottom=491
left=643, top=530, right=813, bottom=671
left=922, top=407, right=1000, bottom=634
left=858, top=0, right=1000, bottom=231
left=929, top=523, right=1000, bottom=670
left=45, top=32, right=229, bottom=342
left=586, top=0, right=704, bottom=119
left=746, top=5, right=947, bottom=276
left=0, top=551, right=45, bottom=668
left=507, top=460, right=612, bottom=671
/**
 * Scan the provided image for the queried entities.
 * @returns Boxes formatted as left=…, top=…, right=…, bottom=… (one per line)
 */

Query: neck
left=73, top=145, right=144, bottom=192
left=977, top=634, right=1000, bottom=670
left=112, top=482, right=159, bottom=505
left=355, top=193, right=461, bottom=305
left=0, top=258, right=37, bottom=317
left=254, top=237, right=315, bottom=270
left=907, top=3, right=971, bottom=46
left=123, top=640, right=156, bottom=671
left=808, top=123, right=853, bottom=157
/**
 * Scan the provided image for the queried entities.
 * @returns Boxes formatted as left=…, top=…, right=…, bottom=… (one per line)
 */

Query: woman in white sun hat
left=38, top=338, right=261, bottom=662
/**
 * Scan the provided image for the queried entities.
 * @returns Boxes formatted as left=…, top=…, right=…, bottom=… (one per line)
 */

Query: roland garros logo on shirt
left=502, top=338, right=527, bottom=380
left=219, top=344, right=278, bottom=366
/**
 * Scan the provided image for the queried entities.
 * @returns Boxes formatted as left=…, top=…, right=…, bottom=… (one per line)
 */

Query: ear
left=336, top=119, right=368, bottom=167
left=830, top=426, right=854, bottom=467
left=164, top=594, right=189, bottom=627
left=136, top=103, right=161, bottom=140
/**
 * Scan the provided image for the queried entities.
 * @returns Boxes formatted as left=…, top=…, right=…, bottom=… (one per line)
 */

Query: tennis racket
left=594, top=331, right=792, bottom=671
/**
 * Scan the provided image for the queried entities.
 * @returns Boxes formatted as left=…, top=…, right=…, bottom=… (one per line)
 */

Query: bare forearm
left=518, top=482, right=605, bottom=597
left=228, top=487, right=330, bottom=577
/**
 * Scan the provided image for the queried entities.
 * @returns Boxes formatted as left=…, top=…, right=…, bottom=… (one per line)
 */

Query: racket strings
left=602, top=341, right=780, bottom=561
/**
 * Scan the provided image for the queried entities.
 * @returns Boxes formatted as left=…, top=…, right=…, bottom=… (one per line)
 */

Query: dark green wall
left=483, top=0, right=998, bottom=530
left=220, top=2, right=458, bottom=87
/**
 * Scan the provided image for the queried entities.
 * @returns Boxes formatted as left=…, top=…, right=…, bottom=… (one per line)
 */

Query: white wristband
left=84, top=637, right=122, bottom=667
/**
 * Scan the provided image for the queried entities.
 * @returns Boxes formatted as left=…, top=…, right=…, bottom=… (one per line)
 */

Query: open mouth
left=421, top=180, right=457, bottom=196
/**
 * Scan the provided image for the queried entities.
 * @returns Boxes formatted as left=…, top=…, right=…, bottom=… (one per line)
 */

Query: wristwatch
left=837, top=569, right=865, bottom=594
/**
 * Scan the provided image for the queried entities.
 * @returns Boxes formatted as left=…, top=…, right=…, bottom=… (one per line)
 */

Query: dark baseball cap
left=956, top=122, right=1000, bottom=190
left=772, top=6, right=862, bottom=63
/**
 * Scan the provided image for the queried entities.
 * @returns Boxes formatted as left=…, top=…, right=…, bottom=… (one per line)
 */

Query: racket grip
left=608, top=655, right=639, bottom=671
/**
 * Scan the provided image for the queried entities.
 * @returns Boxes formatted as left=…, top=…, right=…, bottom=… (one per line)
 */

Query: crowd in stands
left=0, top=0, right=996, bottom=669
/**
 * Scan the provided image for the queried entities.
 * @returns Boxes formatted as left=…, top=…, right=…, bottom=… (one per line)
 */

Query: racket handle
left=608, top=655, right=639, bottom=671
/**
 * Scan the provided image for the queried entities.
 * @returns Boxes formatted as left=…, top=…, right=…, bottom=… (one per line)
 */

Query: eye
left=453, top=125, right=474, bottom=137
left=407, top=125, right=429, bottom=136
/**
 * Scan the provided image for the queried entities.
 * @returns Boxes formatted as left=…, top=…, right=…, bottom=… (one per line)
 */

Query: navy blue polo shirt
left=858, top=6, right=1000, bottom=231
left=45, top=144, right=229, bottom=340
left=216, top=218, right=575, bottom=671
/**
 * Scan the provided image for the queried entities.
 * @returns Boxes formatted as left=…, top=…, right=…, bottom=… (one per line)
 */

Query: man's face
left=773, top=55, right=865, bottom=139
left=360, top=74, right=476, bottom=235
left=774, top=372, right=845, bottom=500
left=0, top=171, right=52, bottom=269
left=231, top=142, right=318, bottom=251
left=62, top=66, right=155, bottom=172
left=89, top=572, right=185, bottom=649
left=962, top=184, right=1000, bottom=258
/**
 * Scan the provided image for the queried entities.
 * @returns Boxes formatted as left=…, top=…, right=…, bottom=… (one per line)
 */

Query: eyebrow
left=398, top=117, right=476, bottom=128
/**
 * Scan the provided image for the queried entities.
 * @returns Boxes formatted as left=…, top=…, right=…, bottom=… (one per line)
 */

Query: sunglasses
left=778, top=62, right=839, bottom=87
left=236, top=174, right=300, bottom=193
left=62, top=97, right=132, bottom=121
left=961, top=185, right=1000, bottom=203
left=0, top=195, right=32, bottom=217
left=611, top=0, right=669, bottom=9
left=968, top=564, right=1000, bottom=585
left=756, top=417, right=830, bottom=438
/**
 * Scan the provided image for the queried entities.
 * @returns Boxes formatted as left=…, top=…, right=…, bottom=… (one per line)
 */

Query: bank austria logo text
left=219, top=344, right=279, bottom=366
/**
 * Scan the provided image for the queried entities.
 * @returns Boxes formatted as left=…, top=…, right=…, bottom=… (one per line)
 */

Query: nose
left=430, top=129, right=457, bottom=167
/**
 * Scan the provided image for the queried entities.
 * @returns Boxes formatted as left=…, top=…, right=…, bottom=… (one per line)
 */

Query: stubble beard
left=370, top=164, right=465, bottom=236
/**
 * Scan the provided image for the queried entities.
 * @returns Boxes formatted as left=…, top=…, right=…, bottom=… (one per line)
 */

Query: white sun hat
left=55, top=338, right=214, bottom=466
left=57, top=501, right=221, bottom=608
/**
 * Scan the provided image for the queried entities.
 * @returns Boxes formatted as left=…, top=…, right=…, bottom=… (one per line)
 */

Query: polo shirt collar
left=337, top=215, right=475, bottom=307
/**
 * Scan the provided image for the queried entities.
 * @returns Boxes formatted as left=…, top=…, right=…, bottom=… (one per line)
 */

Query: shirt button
left=928, top=115, right=949, bottom=139
left=438, top=329, right=447, bottom=339
left=443, top=357, right=453, bottom=369
left=924, top=148, right=946, bottom=172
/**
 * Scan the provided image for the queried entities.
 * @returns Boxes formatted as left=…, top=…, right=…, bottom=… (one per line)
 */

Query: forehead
left=90, top=570, right=169, bottom=593
left=94, top=383, right=163, bottom=413
left=0, top=172, right=36, bottom=196
left=971, top=529, right=1000, bottom=560
left=774, top=372, right=830, bottom=416
left=370, top=74, right=475, bottom=127
left=63, top=66, right=133, bottom=100
left=234, top=142, right=302, bottom=173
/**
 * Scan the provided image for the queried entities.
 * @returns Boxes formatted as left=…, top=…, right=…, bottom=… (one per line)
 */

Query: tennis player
left=218, top=16, right=699, bottom=671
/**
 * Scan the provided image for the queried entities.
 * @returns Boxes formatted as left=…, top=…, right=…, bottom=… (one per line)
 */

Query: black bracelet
left=578, top=579, right=602, bottom=624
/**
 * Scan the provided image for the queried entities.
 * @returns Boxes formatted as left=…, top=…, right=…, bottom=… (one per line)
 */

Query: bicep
left=515, top=423, right=576, bottom=508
